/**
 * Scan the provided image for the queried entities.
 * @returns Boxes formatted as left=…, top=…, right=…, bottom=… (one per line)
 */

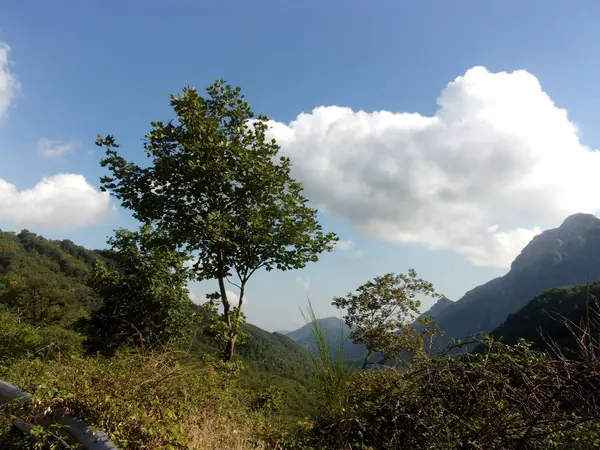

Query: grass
left=300, top=300, right=355, bottom=420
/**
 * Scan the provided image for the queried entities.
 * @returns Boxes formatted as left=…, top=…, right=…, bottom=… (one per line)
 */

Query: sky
left=2, top=1, right=600, bottom=331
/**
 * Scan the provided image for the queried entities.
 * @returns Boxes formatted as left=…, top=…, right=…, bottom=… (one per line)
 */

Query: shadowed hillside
left=431, top=213, right=600, bottom=349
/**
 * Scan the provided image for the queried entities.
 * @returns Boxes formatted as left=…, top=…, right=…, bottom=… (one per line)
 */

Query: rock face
left=432, top=213, right=600, bottom=348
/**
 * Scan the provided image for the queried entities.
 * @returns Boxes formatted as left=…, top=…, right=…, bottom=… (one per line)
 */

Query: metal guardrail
left=0, top=380, right=119, bottom=449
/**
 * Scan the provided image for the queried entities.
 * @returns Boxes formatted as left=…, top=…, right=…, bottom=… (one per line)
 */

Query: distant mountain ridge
left=431, top=213, right=600, bottom=350
left=419, top=297, right=454, bottom=320
left=286, top=317, right=368, bottom=364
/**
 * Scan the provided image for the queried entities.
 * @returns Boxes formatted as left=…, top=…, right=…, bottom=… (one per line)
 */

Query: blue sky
left=1, top=1, right=600, bottom=331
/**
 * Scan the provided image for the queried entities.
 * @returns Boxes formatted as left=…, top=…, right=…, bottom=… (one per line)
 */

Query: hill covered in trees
left=0, top=227, right=318, bottom=417
left=490, top=281, right=600, bottom=352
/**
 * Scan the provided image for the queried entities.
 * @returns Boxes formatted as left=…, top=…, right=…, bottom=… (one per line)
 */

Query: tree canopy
left=96, top=80, right=337, bottom=360
left=332, top=270, right=440, bottom=367
left=85, top=226, right=193, bottom=354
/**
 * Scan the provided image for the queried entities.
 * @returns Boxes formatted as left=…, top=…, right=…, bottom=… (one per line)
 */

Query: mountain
left=286, top=317, right=368, bottom=364
left=489, top=281, right=600, bottom=352
left=431, top=213, right=600, bottom=350
left=419, top=297, right=454, bottom=320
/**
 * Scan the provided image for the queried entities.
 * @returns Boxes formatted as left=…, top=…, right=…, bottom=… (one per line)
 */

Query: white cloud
left=199, top=290, right=248, bottom=307
left=38, top=138, right=79, bottom=159
left=268, top=66, right=600, bottom=268
left=189, top=291, right=200, bottom=304
left=0, top=43, right=18, bottom=120
left=296, top=276, right=310, bottom=291
left=335, top=240, right=355, bottom=250
left=0, top=174, right=116, bottom=230
left=334, top=239, right=364, bottom=260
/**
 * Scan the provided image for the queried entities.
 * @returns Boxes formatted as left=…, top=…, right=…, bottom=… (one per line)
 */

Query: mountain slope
left=432, top=213, right=600, bottom=349
left=286, top=317, right=368, bottom=364
left=490, top=281, right=600, bottom=352
left=419, top=297, right=454, bottom=320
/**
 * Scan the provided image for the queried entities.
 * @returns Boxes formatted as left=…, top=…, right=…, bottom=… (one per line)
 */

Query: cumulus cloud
left=0, top=174, right=116, bottom=230
left=0, top=43, right=18, bottom=120
left=38, top=138, right=79, bottom=159
left=268, top=66, right=600, bottom=268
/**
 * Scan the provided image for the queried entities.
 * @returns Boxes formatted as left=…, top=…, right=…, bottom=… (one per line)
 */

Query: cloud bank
left=269, top=66, right=600, bottom=268
left=0, top=174, right=116, bottom=230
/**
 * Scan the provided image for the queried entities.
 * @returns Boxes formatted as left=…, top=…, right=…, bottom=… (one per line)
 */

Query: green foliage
left=301, top=301, right=354, bottom=423
left=332, top=270, right=440, bottom=367
left=85, top=226, right=193, bottom=354
left=0, top=230, right=103, bottom=327
left=0, top=307, right=83, bottom=364
left=286, top=317, right=368, bottom=367
left=1, top=350, right=276, bottom=449
left=490, top=281, right=600, bottom=353
left=96, top=80, right=337, bottom=360
left=291, top=336, right=600, bottom=449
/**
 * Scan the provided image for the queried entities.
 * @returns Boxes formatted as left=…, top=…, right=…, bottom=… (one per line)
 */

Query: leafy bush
left=1, top=349, right=276, bottom=449
left=0, top=308, right=83, bottom=364
left=290, top=336, right=600, bottom=449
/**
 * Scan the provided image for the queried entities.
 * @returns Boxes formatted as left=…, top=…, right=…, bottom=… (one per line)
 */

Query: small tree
left=96, top=80, right=337, bottom=360
left=86, top=226, right=193, bottom=354
left=332, top=270, right=440, bottom=368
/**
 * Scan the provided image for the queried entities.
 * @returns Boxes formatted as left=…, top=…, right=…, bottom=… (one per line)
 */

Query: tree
left=96, top=80, right=337, bottom=360
left=332, top=270, right=440, bottom=368
left=86, top=226, right=193, bottom=354
left=1, top=266, right=67, bottom=325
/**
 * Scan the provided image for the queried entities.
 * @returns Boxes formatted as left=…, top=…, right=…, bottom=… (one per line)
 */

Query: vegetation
left=84, top=226, right=193, bottom=354
left=332, top=270, right=441, bottom=368
left=3, top=81, right=600, bottom=449
left=490, top=281, right=600, bottom=352
left=96, top=80, right=337, bottom=361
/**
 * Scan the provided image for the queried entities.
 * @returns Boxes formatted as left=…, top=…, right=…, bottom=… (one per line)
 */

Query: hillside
left=431, top=213, right=600, bottom=350
left=0, top=228, right=317, bottom=414
left=0, top=229, right=107, bottom=326
left=490, top=281, right=600, bottom=352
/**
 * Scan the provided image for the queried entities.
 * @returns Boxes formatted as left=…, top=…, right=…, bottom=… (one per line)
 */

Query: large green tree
left=332, top=270, right=441, bottom=368
left=96, top=80, right=337, bottom=360
left=86, top=226, right=193, bottom=354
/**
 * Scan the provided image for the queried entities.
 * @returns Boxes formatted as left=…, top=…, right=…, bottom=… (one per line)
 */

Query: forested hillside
left=0, top=227, right=318, bottom=419
left=0, top=229, right=107, bottom=326
left=490, top=281, right=600, bottom=352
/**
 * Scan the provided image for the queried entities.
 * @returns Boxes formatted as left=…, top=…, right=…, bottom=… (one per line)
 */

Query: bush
left=0, top=349, right=276, bottom=449
left=0, top=308, right=83, bottom=364
left=290, top=337, right=600, bottom=449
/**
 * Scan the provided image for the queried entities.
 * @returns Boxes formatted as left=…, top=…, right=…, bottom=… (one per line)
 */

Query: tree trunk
left=217, top=247, right=234, bottom=361
left=362, top=350, right=373, bottom=370
left=225, top=334, right=237, bottom=362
